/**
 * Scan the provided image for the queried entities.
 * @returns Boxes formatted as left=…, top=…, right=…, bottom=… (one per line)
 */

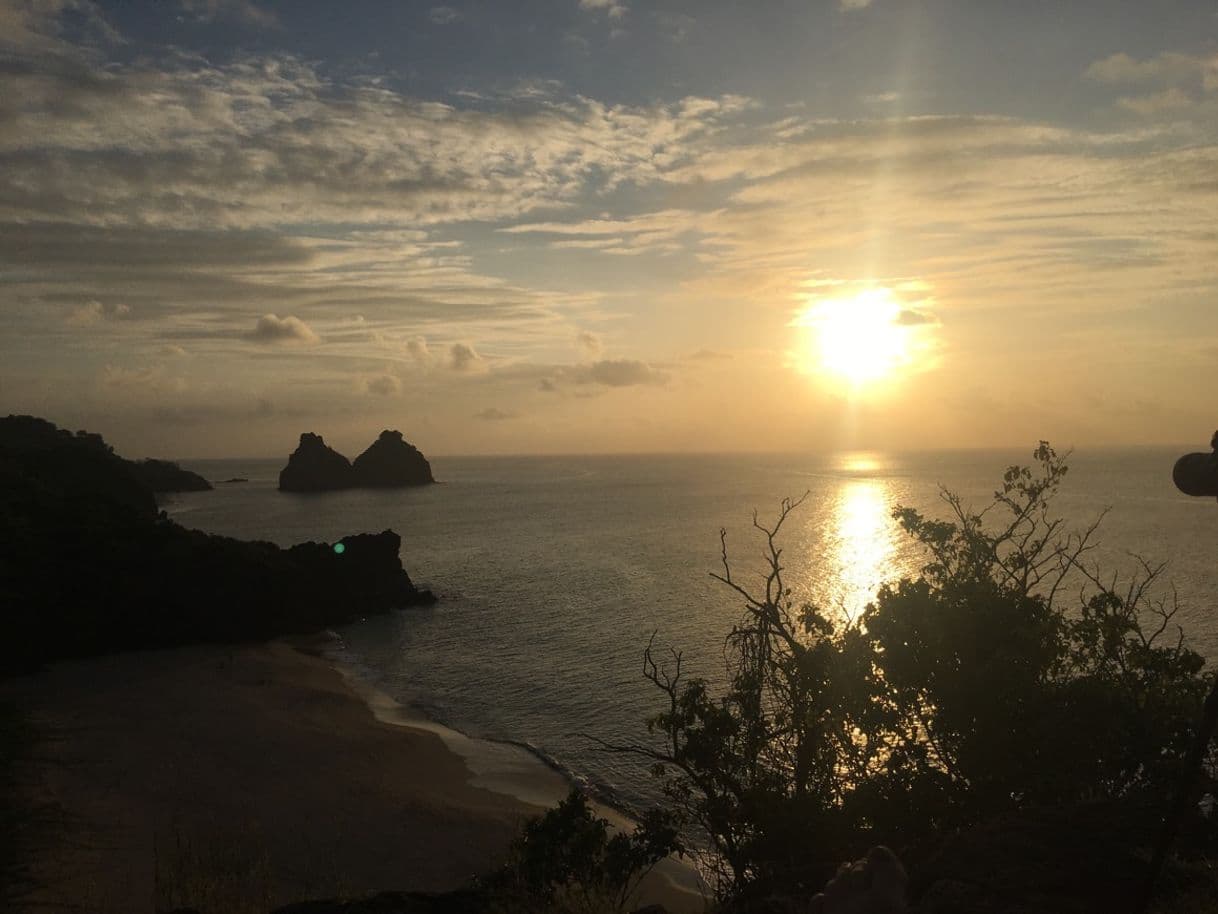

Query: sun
left=794, top=288, right=913, bottom=390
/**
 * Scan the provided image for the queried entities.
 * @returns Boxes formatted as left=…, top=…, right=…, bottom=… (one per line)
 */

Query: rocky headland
left=126, top=456, right=213, bottom=493
left=0, top=415, right=435, bottom=675
left=279, top=430, right=434, bottom=492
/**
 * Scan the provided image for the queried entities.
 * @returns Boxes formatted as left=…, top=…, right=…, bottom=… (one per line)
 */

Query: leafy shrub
left=492, top=789, right=682, bottom=914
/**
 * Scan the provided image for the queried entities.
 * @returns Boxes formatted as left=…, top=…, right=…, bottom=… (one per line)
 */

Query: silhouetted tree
left=601, top=444, right=1216, bottom=906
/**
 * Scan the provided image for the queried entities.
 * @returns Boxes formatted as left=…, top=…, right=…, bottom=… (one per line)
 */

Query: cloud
left=1117, top=88, right=1195, bottom=116
left=102, top=364, right=187, bottom=393
left=502, top=209, right=701, bottom=256
left=688, top=349, right=733, bottom=361
left=429, top=6, right=462, bottom=24
left=449, top=341, right=486, bottom=372
left=580, top=359, right=668, bottom=387
left=895, top=308, right=937, bottom=326
left=0, top=0, right=121, bottom=55
left=576, top=330, right=603, bottom=356
left=863, top=92, right=900, bottom=106
left=246, top=314, right=320, bottom=346
left=407, top=336, right=431, bottom=362
left=839, top=0, right=873, bottom=10
left=0, top=49, right=744, bottom=233
left=535, top=358, right=669, bottom=392
left=1085, top=51, right=1215, bottom=87
left=178, top=0, right=277, bottom=27
left=579, top=0, right=627, bottom=18
left=475, top=407, right=517, bottom=421
left=363, top=373, right=402, bottom=396
left=66, top=299, right=131, bottom=325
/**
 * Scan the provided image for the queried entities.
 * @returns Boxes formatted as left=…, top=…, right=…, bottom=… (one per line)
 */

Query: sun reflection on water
left=815, top=478, right=899, bottom=624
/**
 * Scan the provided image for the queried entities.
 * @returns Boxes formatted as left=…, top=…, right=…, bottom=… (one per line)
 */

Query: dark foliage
left=489, top=789, right=682, bottom=913
left=0, top=415, right=435, bottom=676
left=619, top=443, right=1216, bottom=908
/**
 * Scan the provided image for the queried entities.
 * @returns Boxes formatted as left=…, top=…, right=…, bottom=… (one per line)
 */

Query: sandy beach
left=1, top=640, right=546, bottom=912
left=3, top=638, right=705, bottom=913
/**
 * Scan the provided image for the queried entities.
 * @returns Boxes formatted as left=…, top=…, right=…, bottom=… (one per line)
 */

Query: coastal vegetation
left=599, top=442, right=1218, bottom=911
left=488, top=789, right=683, bottom=913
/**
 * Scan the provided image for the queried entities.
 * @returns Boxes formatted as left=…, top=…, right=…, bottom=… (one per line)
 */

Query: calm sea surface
left=166, top=448, right=1218, bottom=812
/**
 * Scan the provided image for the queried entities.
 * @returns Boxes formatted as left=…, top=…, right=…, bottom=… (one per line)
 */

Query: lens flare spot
left=333, top=542, right=346, bottom=554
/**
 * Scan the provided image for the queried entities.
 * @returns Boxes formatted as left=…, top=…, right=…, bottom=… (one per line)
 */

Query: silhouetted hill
left=279, top=430, right=435, bottom=492
left=0, top=415, right=434, bottom=676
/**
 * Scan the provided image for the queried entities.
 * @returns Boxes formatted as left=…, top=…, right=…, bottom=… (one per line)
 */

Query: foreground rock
left=279, top=432, right=355, bottom=492
left=279, top=429, right=435, bottom=492
left=0, top=415, right=434, bottom=675
left=353, top=430, right=434, bottom=487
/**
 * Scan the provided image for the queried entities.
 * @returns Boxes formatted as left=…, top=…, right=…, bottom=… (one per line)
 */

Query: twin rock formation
left=279, top=430, right=434, bottom=492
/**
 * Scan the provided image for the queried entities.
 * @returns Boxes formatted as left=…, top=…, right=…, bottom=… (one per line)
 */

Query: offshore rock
left=279, top=432, right=354, bottom=492
left=352, top=430, right=435, bottom=488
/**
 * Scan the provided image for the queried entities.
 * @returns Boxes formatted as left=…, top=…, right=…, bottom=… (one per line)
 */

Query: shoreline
left=315, top=632, right=711, bottom=909
left=3, top=636, right=706, bottom=913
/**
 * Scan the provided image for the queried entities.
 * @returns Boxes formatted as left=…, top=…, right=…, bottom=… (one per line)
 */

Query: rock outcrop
left=278, top=430, right=435, bottom=492
left=279, top=433, right=354, bottom=492
left=352, top=430, right=434, bottom=488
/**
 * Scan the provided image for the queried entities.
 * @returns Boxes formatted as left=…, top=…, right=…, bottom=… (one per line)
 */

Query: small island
left=279, top=429, right=435, bottom=492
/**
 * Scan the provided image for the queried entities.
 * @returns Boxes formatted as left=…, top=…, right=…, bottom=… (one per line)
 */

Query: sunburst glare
left=792, top=287, right=930, bottom=393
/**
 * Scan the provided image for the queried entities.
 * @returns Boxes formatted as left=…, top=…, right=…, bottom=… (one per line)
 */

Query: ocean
left=165, top=447, right=1218, bottom=814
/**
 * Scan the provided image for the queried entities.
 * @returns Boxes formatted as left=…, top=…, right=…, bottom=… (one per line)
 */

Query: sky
left=1, top=0, right=1216, bottom=458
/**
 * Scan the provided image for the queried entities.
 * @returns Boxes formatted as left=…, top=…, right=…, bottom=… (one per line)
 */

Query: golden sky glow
left=1, top=2, right=1216, bottom=456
